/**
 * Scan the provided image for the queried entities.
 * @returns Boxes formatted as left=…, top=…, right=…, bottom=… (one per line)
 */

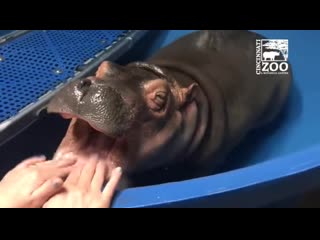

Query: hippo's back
left=148, top=30, right=292, bottom=87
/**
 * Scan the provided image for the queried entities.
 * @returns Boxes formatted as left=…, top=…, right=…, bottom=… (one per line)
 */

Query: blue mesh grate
left=0, top=30, right=129, bottom=123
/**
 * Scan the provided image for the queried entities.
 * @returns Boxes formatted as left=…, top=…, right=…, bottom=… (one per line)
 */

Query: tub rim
left=112, top=144, right=320, bottom=208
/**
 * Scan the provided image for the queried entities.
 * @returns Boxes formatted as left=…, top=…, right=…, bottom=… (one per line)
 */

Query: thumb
left=102, top=167, right=122, bottom=208
left=31, top=178, right=64, bottom=207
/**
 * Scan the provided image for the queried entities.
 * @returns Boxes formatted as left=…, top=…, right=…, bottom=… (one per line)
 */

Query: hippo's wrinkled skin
left=47, top=30, right=292, bottom=188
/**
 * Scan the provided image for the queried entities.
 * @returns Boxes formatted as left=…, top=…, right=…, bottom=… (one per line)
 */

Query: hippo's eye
left=155, top=91, right=166, bottom=102
left=151, top=91, right=167, bottom=111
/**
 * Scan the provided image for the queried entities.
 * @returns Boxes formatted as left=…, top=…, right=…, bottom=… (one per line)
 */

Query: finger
left=16, top=155, right=47, bottom=169
left=31, top=177, right=64, bottom=207
left=33, top=163, right=76, bottom=183
left=102, top=167, right=122, bottom=207
left=50, top=165, right=76, bottom=179
left=34, top=158, right=77, bottom=182
left=78, top=157, right=98, bottom=190
left=91, top=161, right=106, bottom=192
left=64, top=163, right=84, bottom=186
left=22, top=165, right=74, bottom=193
left=39, top=156, right=77, bottom=168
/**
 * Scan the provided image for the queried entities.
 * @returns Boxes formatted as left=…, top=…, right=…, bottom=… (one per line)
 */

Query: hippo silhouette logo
left=263, top=51, right=280, bottom=61
left=256, top=39, right=289, bottom=75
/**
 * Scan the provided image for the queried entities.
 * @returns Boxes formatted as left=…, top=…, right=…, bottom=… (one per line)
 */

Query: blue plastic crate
left=0, top=30, right=129, bottom=123
left=0, top=30, right=148, bottom=146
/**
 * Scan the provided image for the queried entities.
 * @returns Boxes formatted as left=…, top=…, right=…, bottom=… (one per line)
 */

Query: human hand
left=43, top=157, right=122, bottom=208
left=0, top=156, right=76, bottom=208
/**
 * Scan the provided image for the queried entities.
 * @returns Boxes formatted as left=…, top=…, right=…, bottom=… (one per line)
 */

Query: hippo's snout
left=72, top=79, right=137, bottom=138
left=48, top=76, right=140, bottom=139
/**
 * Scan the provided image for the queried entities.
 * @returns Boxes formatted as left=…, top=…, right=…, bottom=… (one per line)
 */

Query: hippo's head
left=47, top=61, right=199, bottom=183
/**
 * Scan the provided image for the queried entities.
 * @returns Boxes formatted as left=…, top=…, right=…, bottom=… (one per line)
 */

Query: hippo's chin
left=53, top=114, right=128, bottom=180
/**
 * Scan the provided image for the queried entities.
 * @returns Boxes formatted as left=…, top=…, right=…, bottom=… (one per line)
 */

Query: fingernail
left=59, top=157, right=77, bottom=165
left=115, top=167, right=122, bottom=174
left=63, top=153, right=76, bottom=161
left=52, top=178, right=63, bottom=188
left=53, top=152, right=62, bottom=160
left=91, top=154, right=100, bottom=161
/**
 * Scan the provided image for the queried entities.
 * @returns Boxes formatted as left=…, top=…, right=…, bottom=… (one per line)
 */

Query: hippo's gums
left=47, top=30, right=292, bottom=188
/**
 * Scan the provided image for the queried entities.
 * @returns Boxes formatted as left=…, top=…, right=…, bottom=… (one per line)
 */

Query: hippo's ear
left=96, top=61, right=110, bottom=78
left=180, top=83, right=199, bottom=107
left=96, top=61, right=123, bottom=79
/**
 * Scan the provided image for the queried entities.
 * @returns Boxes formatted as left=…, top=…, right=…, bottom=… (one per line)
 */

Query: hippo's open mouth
left=53, top=113, right=128, bottom=179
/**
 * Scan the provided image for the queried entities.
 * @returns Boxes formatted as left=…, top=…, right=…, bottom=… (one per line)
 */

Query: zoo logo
left=256, top=39, right=289, bottom=75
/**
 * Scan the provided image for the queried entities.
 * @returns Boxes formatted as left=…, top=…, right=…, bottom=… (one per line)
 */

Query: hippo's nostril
left=79, top=79, right=92, bottom=89
left=77, top=79, right=93, bottom=93
left=76, top=79, right=92, bottom=102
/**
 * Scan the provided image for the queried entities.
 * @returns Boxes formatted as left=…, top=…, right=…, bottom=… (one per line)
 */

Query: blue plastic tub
left=0, top=30, right=319, bottom=207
